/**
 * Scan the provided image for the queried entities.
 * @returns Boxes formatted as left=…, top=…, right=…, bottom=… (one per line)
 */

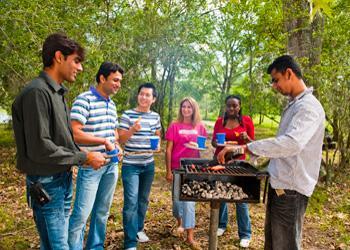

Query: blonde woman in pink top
left=165, top=97, right=207, bottom=250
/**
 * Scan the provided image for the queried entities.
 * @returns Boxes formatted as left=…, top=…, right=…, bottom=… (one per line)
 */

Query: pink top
left=165, top=122, right=207, bottom=170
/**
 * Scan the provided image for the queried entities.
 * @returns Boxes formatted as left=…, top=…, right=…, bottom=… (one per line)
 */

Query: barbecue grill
left=172, top=158, right=269, bottom=250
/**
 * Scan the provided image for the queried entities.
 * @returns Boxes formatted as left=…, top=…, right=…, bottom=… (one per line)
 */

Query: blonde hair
left=177, top=97, right=201, bottom=127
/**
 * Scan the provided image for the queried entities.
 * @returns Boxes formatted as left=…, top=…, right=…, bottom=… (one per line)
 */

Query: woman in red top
left=211, top=95, right=254, bottom=248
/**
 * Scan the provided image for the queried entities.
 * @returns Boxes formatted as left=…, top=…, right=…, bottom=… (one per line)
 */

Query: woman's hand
left=240, top=132, right=251, bottom=142
left=211, top=139, right=218, bottom=148
left=166, top=171, right=173, bottom=183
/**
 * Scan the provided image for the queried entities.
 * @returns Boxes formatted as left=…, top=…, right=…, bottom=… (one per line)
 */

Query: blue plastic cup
left=197, top=136, right=206, bottom=149
left=216, top=133, right=226, bottom=144
left=107, top=148, right=119, bottom=163
left=149, top=136, right=159, bottom=150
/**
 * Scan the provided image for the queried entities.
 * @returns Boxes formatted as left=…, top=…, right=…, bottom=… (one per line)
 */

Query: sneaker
left=217, top=228, right=225, bottom=237
left=239, top=238, right=250, bottom=248
left=125, top=248, right=136, bottom=250
left=137, top=231, right=150, bottom=243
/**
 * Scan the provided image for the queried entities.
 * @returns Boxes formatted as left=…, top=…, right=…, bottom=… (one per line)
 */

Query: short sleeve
left=243, top=116, right=255, bottom=140
left=115, top=113, right=119, bottom=130
left=119, top=112, right=131, bottom=130
left=165, top=123, right=175, bottom=141
left=70, top=95, right=90, bottom=125
left=155, top=114, right=161, bottom=131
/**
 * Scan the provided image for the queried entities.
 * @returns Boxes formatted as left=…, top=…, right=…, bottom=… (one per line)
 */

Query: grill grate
left=172, top=158, right=269, bottom=204
left=173, top=158, right=269, bottom=250
left=183, top=164, right=257, bottom=176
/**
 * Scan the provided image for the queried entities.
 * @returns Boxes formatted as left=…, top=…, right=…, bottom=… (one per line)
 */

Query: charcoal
left=181, top=180, right=248, bottom=200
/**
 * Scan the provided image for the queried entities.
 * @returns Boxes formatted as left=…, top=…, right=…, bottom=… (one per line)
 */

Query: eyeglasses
left=271, top=78, right=278, bottom=84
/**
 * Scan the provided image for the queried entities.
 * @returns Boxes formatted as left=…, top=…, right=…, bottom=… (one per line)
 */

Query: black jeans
left=264, top=185, right=309, bottom=250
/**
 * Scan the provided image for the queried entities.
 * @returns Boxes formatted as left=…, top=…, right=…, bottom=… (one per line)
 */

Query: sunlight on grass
left=307, top=187, right=328, bottom=216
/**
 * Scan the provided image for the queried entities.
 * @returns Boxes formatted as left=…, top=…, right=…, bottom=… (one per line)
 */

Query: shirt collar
left=288, top=87, right=313, bottom=106
left=39, top=71, right=68, bottom=95
left=90, top=86, right=110, bottom=102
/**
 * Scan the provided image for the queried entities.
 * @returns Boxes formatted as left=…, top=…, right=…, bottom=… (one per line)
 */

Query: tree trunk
left=248, top=44, right=254, bottom=116
left=283, top=0, right=324, bottom=97
left=307, top=12, right=324, bottom=98
left=283, top=0, right=311, bottom=59
left=167, top=65, right=176, bottom=129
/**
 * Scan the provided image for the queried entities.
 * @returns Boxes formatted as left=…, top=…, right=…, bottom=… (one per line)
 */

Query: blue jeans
left=68, top=163, right=118, bottom=250
left=265, top=185, right=309, bottom=250
left=122, top=163, right=155, bottom=249
left=173, top=201, right=195, bottom=229
left=218, top=202, right=251, bottom=239
left=26, top=170, right=73, bottom=250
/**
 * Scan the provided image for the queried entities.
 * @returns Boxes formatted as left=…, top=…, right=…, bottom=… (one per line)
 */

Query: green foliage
left=0, top=0, right=349, bottom=182
left=309, top=0, right=334, bottom=21
left=0, top=124, right=15, bottom=147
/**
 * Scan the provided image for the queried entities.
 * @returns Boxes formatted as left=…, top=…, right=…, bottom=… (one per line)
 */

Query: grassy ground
left=0, top=124, right=349, bottom=249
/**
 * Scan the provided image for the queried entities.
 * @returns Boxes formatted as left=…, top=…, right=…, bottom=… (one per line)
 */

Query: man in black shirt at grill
left=12, top=33, right=106, bottom=250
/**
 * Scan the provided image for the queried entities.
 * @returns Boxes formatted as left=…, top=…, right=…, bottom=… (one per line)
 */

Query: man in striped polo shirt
left=68, top=62, right=124, bottom=249
left=118, top=83, right=161, bottom=250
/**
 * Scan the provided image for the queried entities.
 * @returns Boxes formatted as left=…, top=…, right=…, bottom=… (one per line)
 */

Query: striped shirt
left=119, top=109, right=161, bottom=165
left=70, top=87, right=118, bottom=153
left=248, top=88, right=325, bottom=197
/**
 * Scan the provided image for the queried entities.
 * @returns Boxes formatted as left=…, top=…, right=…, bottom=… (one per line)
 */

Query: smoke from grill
left=181, top=180, right=248, bottom=200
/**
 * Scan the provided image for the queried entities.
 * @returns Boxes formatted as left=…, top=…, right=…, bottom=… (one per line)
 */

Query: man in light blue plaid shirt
left=218, top=55, right=325, bottom=250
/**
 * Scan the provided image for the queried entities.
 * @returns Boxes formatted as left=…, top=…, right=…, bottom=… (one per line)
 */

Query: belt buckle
left=275, top=189, right=285, bottom=196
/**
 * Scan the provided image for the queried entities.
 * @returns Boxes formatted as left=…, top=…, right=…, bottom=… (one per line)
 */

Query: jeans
left=265, top=185, right=309, bottom=250
left=173, top=201, right=195, bottom=229
left=26, top=170, right=73, bottom=250
left=122, top=163, right=155, bottom=249
left=68, top=163, right=118, bottom=250
left=218, top=202, right=251, bottom=239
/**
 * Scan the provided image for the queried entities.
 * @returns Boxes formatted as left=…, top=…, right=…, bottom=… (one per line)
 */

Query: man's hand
left=131, top=117, right=142, bottom=133
left=217, top=145, right=242, bottom=164
left=85, top=152, right=106, bottom=170
left=104, top=139, right=115, bottom=151
left=115, top=143, right=124, bottom=161
left=217, top=147, right=230, bottom=164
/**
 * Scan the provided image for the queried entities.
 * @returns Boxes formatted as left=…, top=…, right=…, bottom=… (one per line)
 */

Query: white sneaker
left=217, top=228, right=225, bottom=237
left=125, top=248, right=136, bottom=250
left=239, top=238, right=250, bottom=248
left=137, top=231, right=150, bottom=243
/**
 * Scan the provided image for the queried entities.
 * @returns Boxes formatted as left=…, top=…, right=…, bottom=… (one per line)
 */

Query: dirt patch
left=0, top=147, right=348, bottom=249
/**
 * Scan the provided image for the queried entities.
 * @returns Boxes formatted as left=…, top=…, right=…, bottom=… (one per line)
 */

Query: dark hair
left=223, top=95, right=243, bottom=127
left=95, top=61, right=124, bottom=83
left=137, top=82, right=157, bottom=98
left=42, top=33, right=85, bottom=68
left=267, top=55, right=302, bottom=79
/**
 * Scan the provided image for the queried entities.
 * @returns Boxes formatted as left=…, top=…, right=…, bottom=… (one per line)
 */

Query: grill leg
left=209, top=201, right=220, bottom=250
